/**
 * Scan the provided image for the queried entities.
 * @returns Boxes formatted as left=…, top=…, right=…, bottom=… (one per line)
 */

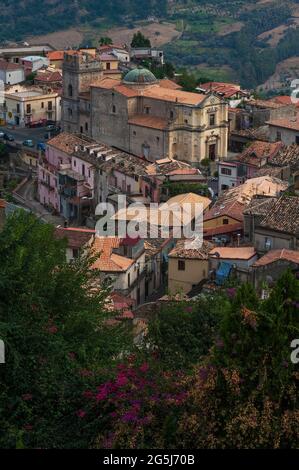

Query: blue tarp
left=216, top=261, right=232, bottom=285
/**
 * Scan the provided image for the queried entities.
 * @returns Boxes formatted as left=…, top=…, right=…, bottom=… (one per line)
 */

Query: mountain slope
left=0, top=0, right=167, bottom=42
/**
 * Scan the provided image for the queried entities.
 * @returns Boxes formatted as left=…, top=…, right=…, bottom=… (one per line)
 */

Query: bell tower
left=62, top=52, right=104, bottom=133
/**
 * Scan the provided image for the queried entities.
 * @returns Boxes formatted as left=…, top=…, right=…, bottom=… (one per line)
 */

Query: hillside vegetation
left=2, top=0, right=299, bottom=88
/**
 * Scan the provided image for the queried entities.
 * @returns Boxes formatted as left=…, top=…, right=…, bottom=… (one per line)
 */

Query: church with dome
left=62, top=51, right=228, bottom=166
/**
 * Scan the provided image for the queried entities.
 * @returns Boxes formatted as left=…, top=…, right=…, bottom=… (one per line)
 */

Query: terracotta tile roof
left=249, top=99, right=291, bottom=109
left=159, top=79, right=182, bottom=90
left=47, top=132, right=94, bottom=155
left=99, top=152, right=149, bottom=176
left=0, top=199, right=7, bottom=209
left=231, top=126, right=270, bottom=142
left=92, top=78, right=207, bottom=105
left=142, top=85, right=206, bottom=105
left=204, top=199, right=245, bottom=223
left=266, top=118, right=299, bottom=131
left=203, top=222, right=243, bottom=238
left=243, top=196, right=276, bottom=217
left=199, top=81, right=242, bottom=99
left=146, top=158, right=191, bottom=176
left=164, top=192, right=211, bottom=212
left=110, top=292, right=134, bottom=310
left=259, top=195, right=299, bottom=236
left=269, top=144, right=299, bottom=170
left=237, top=140, right=283, bottom=167
left=91, top=236, right=134, bottom=272
left=166, top=168, right=200, bottom=176
left=253, top=249, right=299, bottom=267
left=217, top=176, right=288, bottom=205
left=35, top=71, right=62, bottom=83
left=254, top=165, right=287, bottom=178
left=268, top=96, right=293, bottom=105
left=47, top=50, right=77, bottom=61
left=91, top=77, right=121, bottom=89
left=0, top=60, right=23, bottom=71
left=144, top=237, right=171, bottom=258
left=54, top=227, right=95, bottom=249
left=169, top=239, right=214, bottom=259
left=128, top=114, right=169, bottom=130
left=210, top=246, right=256, bottom=260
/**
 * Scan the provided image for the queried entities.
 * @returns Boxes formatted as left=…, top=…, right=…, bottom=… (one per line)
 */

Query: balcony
left=41, top=180, right=55, bottom=191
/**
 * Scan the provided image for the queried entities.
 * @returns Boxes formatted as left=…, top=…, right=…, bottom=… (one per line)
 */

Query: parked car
left=46, top=124, right=55, bottom=131
left=0, top=131, right=5, bottom=138
left=23, top=139, right=34, bottom=148
left=3, top=133, right=14, bottom=141
left=37, top=142, right=46, bottom=151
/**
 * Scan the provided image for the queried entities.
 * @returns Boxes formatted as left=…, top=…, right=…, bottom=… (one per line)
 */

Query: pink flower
left=76, top=409, right=86, bottom=419
left=68, top=352, right=76, bottom=360
left=96, top=387, right=108, bottom=401
left=139, top=362, right=149, bottom=373
left=116, top=373, right=128, bottom=387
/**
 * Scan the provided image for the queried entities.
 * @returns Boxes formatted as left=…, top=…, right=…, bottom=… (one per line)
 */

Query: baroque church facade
left=62, top=51, right=228, bottom=167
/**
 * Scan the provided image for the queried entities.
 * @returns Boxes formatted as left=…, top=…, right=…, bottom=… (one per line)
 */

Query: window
left=48, top=101, right=52, bottom=111
left=85, top=122, right=88, bottom=131
left=73, top=249, right=79, bottom=259
left=184, top=119, right=188, bottom=124
left=68, top=84, right=73, bottom=97
left=16, top=103, right=20, bottom=113
left=208, top=143, right=216, bottom=161
left=26, top=104, right=31, bottom=114
left=127, top=273, right=131, bottom=288
left=82, top=164, right=85, bottom=176
left=106, top=62, right=111, bottom=70
left=145, top=106, right=150, bottom=115
left=68, top=108, right=72, bottom=118
left=133, top=131, right=136, bottom=136
left=209, top=114, right=216, bottom=126
left=276, top=131, right=282, bottom=141
left=41, top=102, right=44, bottom=109
left=170, top=110, right=174, bottom=119
left=74, top=160, right=76, bottom=167
left=223, top=218, right=229, bottom=225
left=296, top=136, right=299, bottom=145
left=156, top=136, right=160, bottom=143
left=112, top=105, right=116, bottom=113
left=221, top=167, right=232, bottom=175
left=178, top=260, right=185, bottom=271
left=265, top=237, right=272, bottom=250
left=80, top=126, right=83, bottom=133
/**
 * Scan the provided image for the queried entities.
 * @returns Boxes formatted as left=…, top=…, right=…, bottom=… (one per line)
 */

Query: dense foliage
left=0, top=0, right=167, bottom=42
left=0, top=212, right=132, bottom=448
left=0, top=212, right=298, bottom=448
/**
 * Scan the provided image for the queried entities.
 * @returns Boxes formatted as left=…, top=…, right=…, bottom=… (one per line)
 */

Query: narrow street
left=14, top=177, right=65, bottom=226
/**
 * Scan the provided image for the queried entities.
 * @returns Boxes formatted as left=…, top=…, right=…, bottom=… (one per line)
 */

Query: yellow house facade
left=168, top=239, right=214, bottom=294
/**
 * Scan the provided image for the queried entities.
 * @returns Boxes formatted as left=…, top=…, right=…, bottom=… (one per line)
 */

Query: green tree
left=131, top=31, right=151, bottom=48
left=0, top=143, right=7, bottom=159
left=147, top=297, right=223, bottom=369
left=99, top=36, right=113, bottom=46
left=177, top=70, right=198, bottom=92
left=0, top=211, right=132, bottom=448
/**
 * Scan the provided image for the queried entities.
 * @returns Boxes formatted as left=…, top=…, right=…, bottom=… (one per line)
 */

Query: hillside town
left=1, top=2, right=299, bottom=450
left=0, top=37, right=299, bottom=322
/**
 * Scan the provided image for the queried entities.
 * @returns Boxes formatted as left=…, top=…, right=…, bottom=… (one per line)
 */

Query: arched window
left=68, top=84, right=73, bottom=97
